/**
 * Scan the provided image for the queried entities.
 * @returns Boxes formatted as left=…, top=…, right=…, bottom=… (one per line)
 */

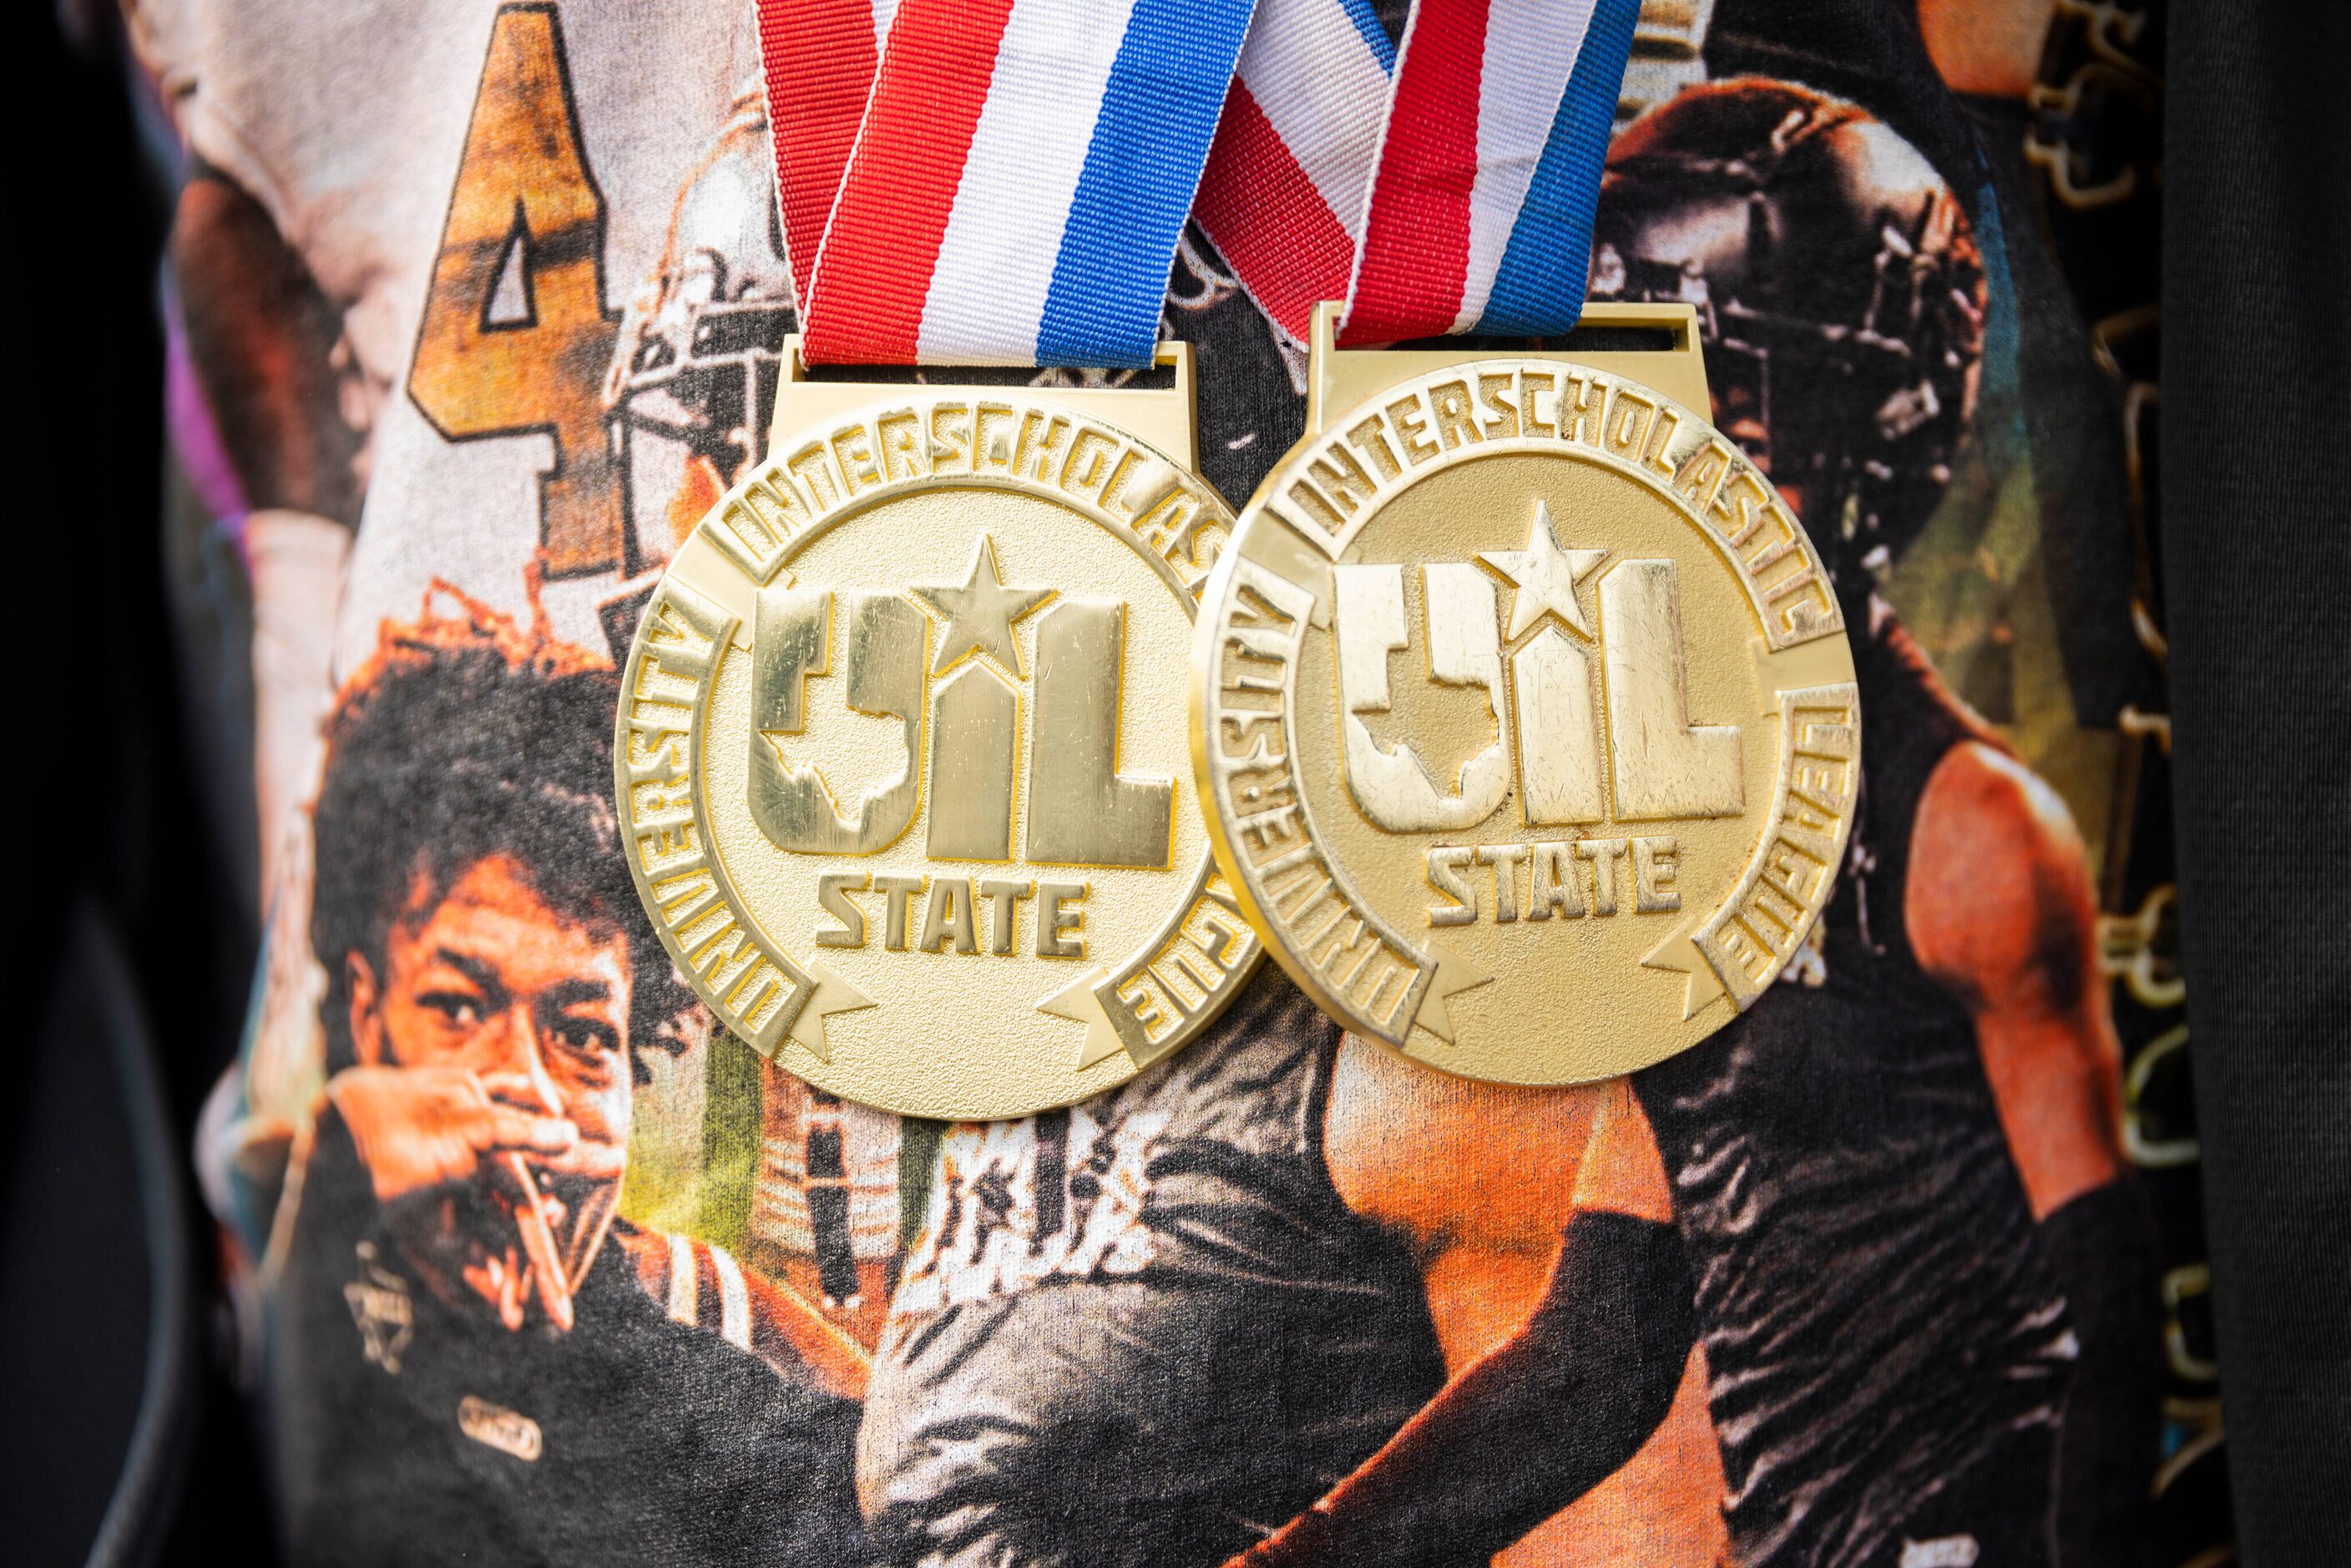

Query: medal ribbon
left=1196, top=0, right=1641, bottom=345
left=756, top=0, right=898, bottom=311
left=756, top=0, right=1260, bottom=367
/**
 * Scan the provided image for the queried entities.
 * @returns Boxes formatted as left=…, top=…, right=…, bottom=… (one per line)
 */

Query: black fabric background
left=2161, top=3, right=2351, bottom=1561
left=8, top=4, right=273, bottom=1564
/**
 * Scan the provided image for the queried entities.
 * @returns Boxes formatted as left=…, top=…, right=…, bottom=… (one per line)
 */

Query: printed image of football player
left=856, top=969, right=1448, bottom=1568
left=141, top=1, right=773, bottom=1054
left=1228, top=1073, right=1717, bottom=1568
left=157, top=21, right=900, bottom=1386
left=268, top=586, right=870, bottom=1565
left=1226, top=79, right=2155, bottom=1568
left=1919, top=4, right=2182, bottom=1558
left=1599, top=78, right=2156, bottom=1567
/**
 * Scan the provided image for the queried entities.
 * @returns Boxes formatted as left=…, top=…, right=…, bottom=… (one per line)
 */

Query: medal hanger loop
left=771, top=334, right=1199, bottom=472
left=1305, top=300, right=1712, bottom=437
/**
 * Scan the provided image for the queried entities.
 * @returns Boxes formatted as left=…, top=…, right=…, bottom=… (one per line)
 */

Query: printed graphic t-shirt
left=137, top=0, right=2212, bottom=1564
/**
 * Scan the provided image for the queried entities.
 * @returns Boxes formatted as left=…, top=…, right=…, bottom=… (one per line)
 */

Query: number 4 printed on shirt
left=407, top=3, right=624, bottom=577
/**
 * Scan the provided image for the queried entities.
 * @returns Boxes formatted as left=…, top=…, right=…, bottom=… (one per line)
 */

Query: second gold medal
left=1186, top=1, right=1858, bottom=1089
left=1193, top=307, right=1858, bottom=1087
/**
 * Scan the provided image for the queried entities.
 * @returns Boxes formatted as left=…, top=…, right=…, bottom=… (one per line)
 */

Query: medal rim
left=1191, top=356, right=1861, bottom=1087
left=617, top=383, right=1261, bottom=1119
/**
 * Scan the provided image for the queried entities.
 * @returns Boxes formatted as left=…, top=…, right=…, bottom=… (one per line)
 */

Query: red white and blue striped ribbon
left=1194, top=0, right=1394, bottom=345
left=758, top=0, right=1259, bottom=367
left=1196, top=0, right=1641, bottom=346
left=756, top=0, right=898, bottom=310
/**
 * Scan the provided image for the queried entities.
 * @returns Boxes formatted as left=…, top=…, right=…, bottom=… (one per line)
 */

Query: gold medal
left=1191, top=304, right=1859, bottom=1085
left=616, top=343, right=1257, bottom=1118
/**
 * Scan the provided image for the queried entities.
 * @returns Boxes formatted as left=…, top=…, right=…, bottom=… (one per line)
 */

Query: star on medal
left=785, top=957, right=879, bottom=1065
left=912, top=534, right=1054, bottom=675
left=1479, top=502, right=1607, bottom=641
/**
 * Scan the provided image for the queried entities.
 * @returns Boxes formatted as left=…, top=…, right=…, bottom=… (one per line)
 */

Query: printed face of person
left=363, top=852, right=635, bottom=1161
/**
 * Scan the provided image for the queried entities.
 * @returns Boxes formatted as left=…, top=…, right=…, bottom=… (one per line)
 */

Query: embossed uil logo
left=748, top=533, right=1174, bottom=872
left=1334, top=502, right=1745, bottom=836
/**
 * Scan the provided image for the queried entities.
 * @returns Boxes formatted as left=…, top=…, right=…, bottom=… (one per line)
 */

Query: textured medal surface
left=1194, top=361, right=1860, bottom=1085
left=617, top=388, right=1257, bottom=1118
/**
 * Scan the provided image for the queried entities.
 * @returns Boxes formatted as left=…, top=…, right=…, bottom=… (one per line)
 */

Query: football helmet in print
left=604, top=94, right=796, bottom=568
left=1591, top=78, right=1987, bottom=589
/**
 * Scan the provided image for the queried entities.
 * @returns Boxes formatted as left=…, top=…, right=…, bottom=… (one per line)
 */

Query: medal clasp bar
left=771, top=336, right=1200, bottom=470
left=1305, top=301, right=1711, bottom=433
